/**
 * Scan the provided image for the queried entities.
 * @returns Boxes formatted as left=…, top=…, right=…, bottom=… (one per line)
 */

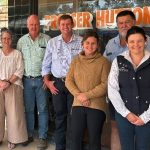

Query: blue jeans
left=115, top=112, right=150, bottom=150
left=23, top=77, right=48, bottom=139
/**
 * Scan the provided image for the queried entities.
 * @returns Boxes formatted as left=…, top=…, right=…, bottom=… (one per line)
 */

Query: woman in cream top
left=0, top=28, right=27, bottom=149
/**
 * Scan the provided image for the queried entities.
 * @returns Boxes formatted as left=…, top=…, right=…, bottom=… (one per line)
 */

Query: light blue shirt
left=104, top=34, right=150, bottom=62
left=42, top=34, right=82, bottom=78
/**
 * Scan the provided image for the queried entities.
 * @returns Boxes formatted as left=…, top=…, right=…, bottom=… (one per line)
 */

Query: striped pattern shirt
left=42, top=34, right=82, bottom=78
left=17, top=33, right=50, bottom=77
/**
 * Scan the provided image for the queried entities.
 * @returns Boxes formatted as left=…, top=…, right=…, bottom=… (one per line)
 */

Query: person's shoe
left=37, top=138, right=47, bottom=149
left=8, top=142, right=15, bottom=149
left=22, top=137, right=33, bottom=146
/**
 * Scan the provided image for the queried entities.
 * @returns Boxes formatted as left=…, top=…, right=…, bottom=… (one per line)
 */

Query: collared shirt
left=42, top=34, right=82, bottom=78
left=17, top=33, right=50, bottom=77
left=108, top=50, right=150, bottom=123
left=104, top=34, right=150, bottom=62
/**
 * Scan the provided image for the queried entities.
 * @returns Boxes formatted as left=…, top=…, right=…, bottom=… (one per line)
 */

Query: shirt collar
left=27, top=33, right=43, bottom=39
left=58, top=34, right=76, bottom=43
left=114, top=35, right=120, bottom=45
left=121, top=50, right=150, bottom=68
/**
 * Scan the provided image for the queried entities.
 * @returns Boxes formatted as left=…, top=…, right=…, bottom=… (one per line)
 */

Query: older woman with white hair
left=0, top=28, right=27, bottom=149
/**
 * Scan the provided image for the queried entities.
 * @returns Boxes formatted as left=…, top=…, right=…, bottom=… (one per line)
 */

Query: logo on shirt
left=119, top=63, right=128, bottom=72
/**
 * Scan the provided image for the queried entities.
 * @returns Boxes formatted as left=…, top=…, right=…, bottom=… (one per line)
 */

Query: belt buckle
left=29, top=76, right=35, bottom=79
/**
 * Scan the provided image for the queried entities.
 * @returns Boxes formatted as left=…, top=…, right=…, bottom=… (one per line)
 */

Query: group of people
left=0, top=10, right=150, bottom=150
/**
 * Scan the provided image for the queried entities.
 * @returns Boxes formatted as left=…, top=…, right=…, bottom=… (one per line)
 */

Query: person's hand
left=126, top=112, right=144, bottom=126
left=126, top=112, right=139, bottom=124
left=42, top=82, right=47, bottom=90
left=77, top=93, right=91, bottom=107
left=77, top=93, right=88, bottom=103
left=45, top=80, right=59, bottom=95
left=133, top=118, right=145, bottom=126
left=82, top=100, right=91, bottom=107
left=0, top=80, right=10, bottom=90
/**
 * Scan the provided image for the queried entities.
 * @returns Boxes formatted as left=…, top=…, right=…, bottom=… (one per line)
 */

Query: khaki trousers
left=0, top=84, right=28, bottom=143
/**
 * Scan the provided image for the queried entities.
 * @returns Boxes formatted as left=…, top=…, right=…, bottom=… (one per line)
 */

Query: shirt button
left=146, top=101, right=148, bottom=103
left=133, top=77, right=135, bottom=80
left=136, top=96, right=139, bottom=99
left=139, top=76, right=142, bottom=79
left=126, top=100, right=128, bottom=103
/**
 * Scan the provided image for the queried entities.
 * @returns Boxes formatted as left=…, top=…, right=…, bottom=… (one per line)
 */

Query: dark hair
left=116, top=10, right=136, bottom=22
left=82, top=30, right=100, bottom=45
left=126, top=26, right=147, bottom=42
left=1, top=27, right=8, bottom=33
left=58, top=14, right=74, bottom=25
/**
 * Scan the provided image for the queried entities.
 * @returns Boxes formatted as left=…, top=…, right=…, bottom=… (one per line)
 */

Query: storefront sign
left=40, top=6, right=150, bottom=30
left=0, top=0, right=8, bottom=28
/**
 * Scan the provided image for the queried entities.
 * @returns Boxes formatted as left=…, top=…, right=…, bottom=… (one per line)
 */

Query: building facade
left=0, top=0, right=150, bottom=50
left=0, top=0, right=150, bottom=148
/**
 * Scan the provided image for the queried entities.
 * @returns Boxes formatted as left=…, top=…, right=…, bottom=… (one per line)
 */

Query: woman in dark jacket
left=108, top=26, right=150, bottom=150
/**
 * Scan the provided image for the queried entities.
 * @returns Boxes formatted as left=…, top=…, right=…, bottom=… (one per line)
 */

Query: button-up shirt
left=104, top=34, right=150, bottom=62
left=108, top=50, right=150, bottom=123
left=42, top=34, right=82, bottom=78
left=17, top=33, right=50, bottom=77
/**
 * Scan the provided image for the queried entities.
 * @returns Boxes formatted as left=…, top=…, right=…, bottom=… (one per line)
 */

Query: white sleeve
left=139, top=105, right=150, bottom=124
left=108, top=58, right=130, bottom=117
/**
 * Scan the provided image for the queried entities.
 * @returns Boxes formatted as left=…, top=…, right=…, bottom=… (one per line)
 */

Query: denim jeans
left=115, top=112, right=150, bottom=150
left=23, top=77, right=48, bottom=139
left=52, top=77, right=73, bottom=150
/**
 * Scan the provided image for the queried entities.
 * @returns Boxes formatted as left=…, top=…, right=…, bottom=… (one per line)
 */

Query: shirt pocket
left=36, top=47, right=45, bottom=59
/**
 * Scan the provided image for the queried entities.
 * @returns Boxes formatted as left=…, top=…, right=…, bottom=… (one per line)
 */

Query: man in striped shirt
left=42, top=14, right=82, bottom=150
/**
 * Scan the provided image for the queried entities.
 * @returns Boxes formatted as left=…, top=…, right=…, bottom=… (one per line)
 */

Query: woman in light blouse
left=0, top=29, right=27, bottom=149
left=108, top=26, right=150, bottom=150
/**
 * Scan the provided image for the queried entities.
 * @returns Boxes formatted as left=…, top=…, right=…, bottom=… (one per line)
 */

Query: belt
left=54, top=77, right=66, bottom=82
left=23, top=75, right=42, bottom=79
